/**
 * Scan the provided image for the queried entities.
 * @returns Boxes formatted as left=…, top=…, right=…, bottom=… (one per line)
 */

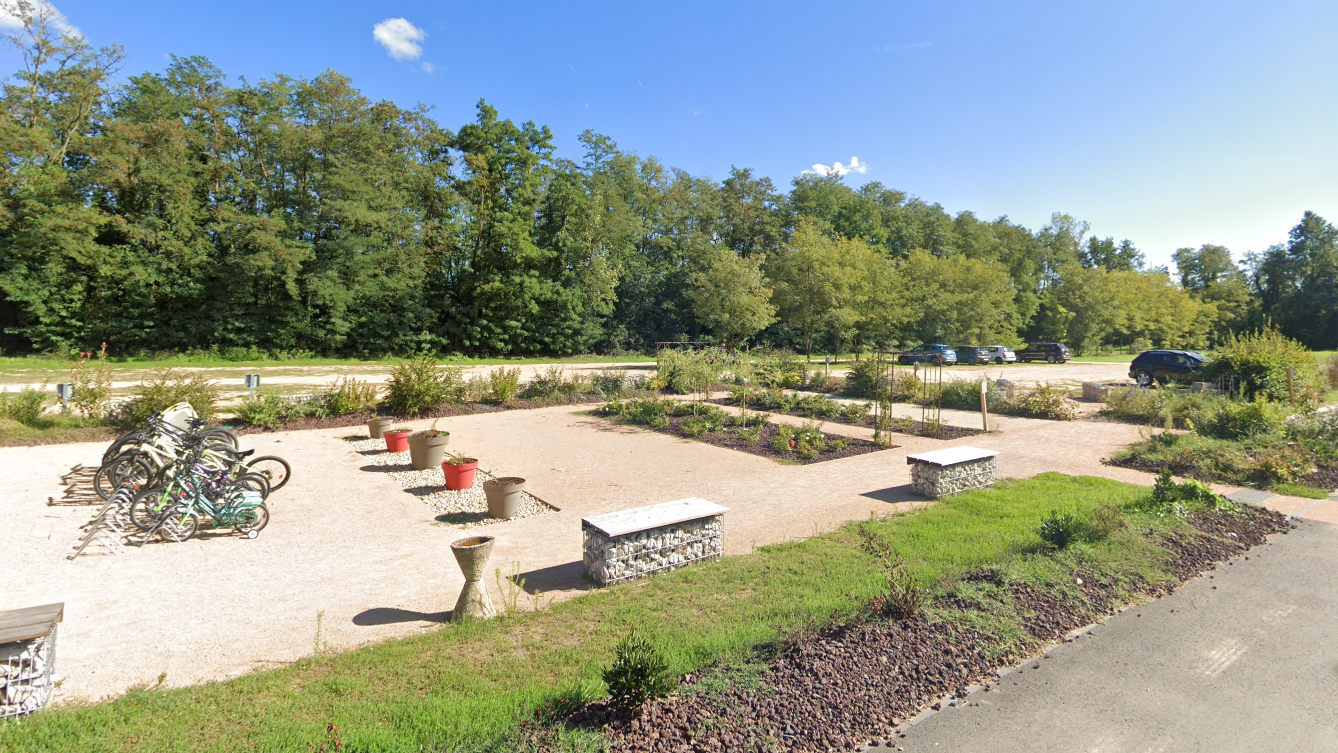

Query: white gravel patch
left=344, top=437, right=556, bottom=527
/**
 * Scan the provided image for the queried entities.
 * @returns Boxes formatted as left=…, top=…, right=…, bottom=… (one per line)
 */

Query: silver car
left=981, top=345, right=1017, bottom=364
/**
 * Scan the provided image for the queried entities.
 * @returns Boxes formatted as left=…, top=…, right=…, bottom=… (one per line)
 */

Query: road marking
left=1199, top=637, right=1248, bottom=678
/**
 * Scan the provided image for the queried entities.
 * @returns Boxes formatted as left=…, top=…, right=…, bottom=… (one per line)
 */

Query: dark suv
left=1017, top=343, right=1071, bottom=363
left=1129, top=350, right=1206, bottom=386
left=898, top=344, right=957, bottom=365
left=953, top=345, right=990, bottom=365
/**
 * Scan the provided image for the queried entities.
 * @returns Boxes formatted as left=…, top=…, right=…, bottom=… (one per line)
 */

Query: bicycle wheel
left=245, top=456, right=291, bottom=492
left=157, top=507, right=198, bottom=542
left=236, top=472, right=271, bottom=498
left=102, top=431, right=145, bottom=465
left=233, top=503, right=269, bottom=535
left=129, top=486, right=172, bottom=531
left=94, top=454, right=151, bottom=500
left=199, top=428, right=238, bottom=448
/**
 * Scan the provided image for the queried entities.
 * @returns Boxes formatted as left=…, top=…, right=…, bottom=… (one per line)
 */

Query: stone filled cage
left=1, top=622, right=58, bottom=719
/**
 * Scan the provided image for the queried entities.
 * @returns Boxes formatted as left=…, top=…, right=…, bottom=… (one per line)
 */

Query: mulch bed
left=597, top=414, right=895, bottom=465
left=228, top=395, right=606, bottom=436
left=558, top=505, right=1290, bottom=752
left=1104, top=455, right=1338, bottom=494
left=708, top=398, right=985, bottom=441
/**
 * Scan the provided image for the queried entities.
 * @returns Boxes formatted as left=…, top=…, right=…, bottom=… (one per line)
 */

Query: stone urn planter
left=442, top=457, right=479, bottom=490
left=366, top=417, right=393, bottom=438
left=484, top=477, right=526, bottom=520
left=450, top=535, right=496, bottom=620
left=383, top=428, right=412, bottom=453
left=408, top=429, right=450, bottom=470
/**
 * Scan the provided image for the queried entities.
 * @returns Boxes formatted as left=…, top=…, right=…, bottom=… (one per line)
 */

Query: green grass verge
left=0, top=416, right=117, bottom=446
left=0, top=474, right=1204, bottom=752
left=1270, top=482, right=1332, bottom=500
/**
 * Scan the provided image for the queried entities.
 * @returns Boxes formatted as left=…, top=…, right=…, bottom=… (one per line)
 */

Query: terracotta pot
left=442, top=458, right=479, bottom=490
left=383, top=429, right=411, bottom=453
left=407, top=431, right=450, bottom=470
left=367, top=417, right=393, bottom=438
left=484, top=477, right=526, bottom=520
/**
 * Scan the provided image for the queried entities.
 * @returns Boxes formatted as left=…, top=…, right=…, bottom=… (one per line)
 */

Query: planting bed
left=346, top=438, right=558, bottom=527
left=566, top=504, right=1290, bottom=752
left=1106, top=454, right=1338, bottom=495
left=233, top=394, right=612, bottom=435
left=708, top=397, right=985, bottom=441
left=594, top=412, right=894, bottom=464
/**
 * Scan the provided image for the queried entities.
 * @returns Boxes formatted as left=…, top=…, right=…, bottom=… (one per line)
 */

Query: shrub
left=68, top=343, right=112, bottom=418
left=1038, top=510, right=1081, bottom=549
left=117, top=369, right=219, bottom=428
left=602, top=397, right=673, bottom=428
left=804, top=369, right=843, bottom=393
left=791, top=421, right=828, bottom=459
left=1249, top=446, right=1316, bottom=485
left=603, top=631, right=675, bottom=707
left=857, top=526, right=926, bottom=620
left=770, top=424, right=795, bottom=453
left=1205, top=328, right=1322, bottom=406
left=752, top=348, right=806, bottom=389
left=235, top=392, right=288, bottom=430
left=889, top=372, right=924, bottom=403
left=1142, top=468, right=1234, bottom=515
left=324, top=377, right=379, bottom=415
left=524, top=366, right=570, bottom=399
left=1008, top=383, right=1079, bottom=420
left=650, top=348, right=734, bottom=396
left=1287, top=409, right=1338, bottom=459
left=383, top=356, right=462, bottom=416
left=0, top=386, right=52, bottom=427
left=845, top=359, right=883, bottom=399
left=1082, top=504, right=1126, bottom=542
left=591, top=369, right=630, bottom=398
left=1325, top=354, right=1338, bottom=390
left=486, top=367, right=522, bottom=403
left=1202, top=400, right=1286, bottom=440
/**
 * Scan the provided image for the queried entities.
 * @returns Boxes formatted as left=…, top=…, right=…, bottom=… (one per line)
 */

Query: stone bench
left=1, top=603, right=63, bottom=719
left=582, top=498, right=728, bottom=587
left=907, top=446, right=998, bottom=498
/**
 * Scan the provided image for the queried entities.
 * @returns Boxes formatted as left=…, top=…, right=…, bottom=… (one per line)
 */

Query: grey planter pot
left=366, top=417, right=393, bottom=438
left=484, top=477, right=526, bottom=520
left=450, top=535, right=497, bottom=620
left=407, top=432, right=450, bottom=470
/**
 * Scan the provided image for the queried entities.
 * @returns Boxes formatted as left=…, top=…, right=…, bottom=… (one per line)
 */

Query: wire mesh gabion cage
left=0, top=604, right=62, bottom=719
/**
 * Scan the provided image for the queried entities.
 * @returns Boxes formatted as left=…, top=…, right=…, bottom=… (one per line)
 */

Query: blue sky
left=5, top=1, right=1336, bottom=267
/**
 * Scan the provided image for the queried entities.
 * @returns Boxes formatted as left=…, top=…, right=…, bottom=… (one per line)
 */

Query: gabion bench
left=1, top=603, right=63, bottom=719
left=582, top=498, right=727, bottom=587
left=907, top=446, right=998, bottom=498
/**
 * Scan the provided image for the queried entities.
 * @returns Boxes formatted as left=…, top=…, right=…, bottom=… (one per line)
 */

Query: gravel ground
left=345, top=438, right=557, bottom=527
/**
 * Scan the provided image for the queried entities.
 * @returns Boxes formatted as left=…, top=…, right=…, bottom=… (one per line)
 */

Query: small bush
left=857, top=526, right=926, bottom=620
left=324, top=377, right=379, bottom=415
left=486, top=367, right=522, bottom=404
left=1038, top=510, right=1081, bottom=549
left=1287, top=409, right=1338, bottom=459
left=752, top=348, right=806, bottom=389
left=603, top=631, right=675, bottom=708
left=0, top=386, right=52, bottom=427
left=68, top=343, right=113, bottom=418
left=591, top=369, right=630, bottom=398
left=383, top=356, right=462, bottom=416
left=1202, top=400, right=1286, bottom=440
left=1010, top=383, right=1079, bottom=421
left=1142, top=468, right=1234, bottom=515
left=1205, top=328, right=1323, bottom=407
left=525, top=366, right=571, bottom=399
left=845, top=359, right=884, bottom=399
left=117, top=369, right=219, bottom=428
left=235, top=392, right=288, bottom=430
left=1249, top=446, right=1316, bottom=485
left=770, top=424, right=795, bottom=453
left=1082, top=504, right=1127, bottom=542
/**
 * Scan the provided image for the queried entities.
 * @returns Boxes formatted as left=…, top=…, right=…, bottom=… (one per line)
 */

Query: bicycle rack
left=68, top=487, right=137, bottom=559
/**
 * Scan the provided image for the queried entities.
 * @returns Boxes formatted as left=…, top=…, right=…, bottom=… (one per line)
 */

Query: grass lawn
left=0, top=473, right=1216, bottom=753
left=1069, top=354, right=1135, bottom=363
left=0, top=416, right=118, bottom=446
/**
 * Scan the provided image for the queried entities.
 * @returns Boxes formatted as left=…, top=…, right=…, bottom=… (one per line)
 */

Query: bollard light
left=55, top=383, right=74, bottom=412
left=243, top=374, right=260, bottom=401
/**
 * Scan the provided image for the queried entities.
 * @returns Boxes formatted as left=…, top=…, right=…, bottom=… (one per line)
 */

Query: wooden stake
left=980, top=381, right=990, bottom=431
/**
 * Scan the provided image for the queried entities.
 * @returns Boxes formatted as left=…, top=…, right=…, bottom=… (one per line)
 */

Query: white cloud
left=0, top=1, right=82, bottom=38
left=420, top=61, right=435, bottom=74
left=805, top=156, right=869, bottom=177
left=373, top=17, right=426, bottom=60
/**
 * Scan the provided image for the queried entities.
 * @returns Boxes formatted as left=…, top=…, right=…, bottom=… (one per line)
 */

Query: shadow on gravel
left=353, top=607, right=452, bottom=626
left=360, top=463, right=414, bottom=473
left=860, top=484, right=922, bottom=505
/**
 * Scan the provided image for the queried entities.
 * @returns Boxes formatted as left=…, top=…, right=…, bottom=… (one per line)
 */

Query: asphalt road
left=875, top=519, right=1338, bottom=753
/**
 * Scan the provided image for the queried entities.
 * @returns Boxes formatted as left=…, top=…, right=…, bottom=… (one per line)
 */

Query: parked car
left=954, top=345, right=990, bottom=365
left=1017, top=342, right=1071, bottom=363
left=981, top=345, right=1017, bottom=364
left=898, top=344, right=957, bottom=366
left=1129, top=350, right=1207, bottom=387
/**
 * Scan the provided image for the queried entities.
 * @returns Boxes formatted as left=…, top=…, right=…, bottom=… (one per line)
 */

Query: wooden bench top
left=583, top=497, right=728, bottom=537
left=906, top=446, right=998, bottom=467
left=0, top=602, right=63, bottom=646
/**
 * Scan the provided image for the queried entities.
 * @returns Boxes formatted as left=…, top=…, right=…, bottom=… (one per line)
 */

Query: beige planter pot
left=450, top=536, right=496, bottom=620
left=407, top=432, right=450, bottom=470
left=366, top=417, right=393, bottom=438
left=484, top=477, right=526, bottom=520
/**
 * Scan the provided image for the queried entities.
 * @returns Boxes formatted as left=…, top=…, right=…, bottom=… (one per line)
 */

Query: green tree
left=898, top=251, right=1018, bottom=344
left=688, top=248, right=775, bottom=349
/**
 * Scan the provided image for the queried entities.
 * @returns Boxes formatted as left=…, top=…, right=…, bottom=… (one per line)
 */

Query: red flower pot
left=443, top=458, right=479, bottom=490
left=383, top=429, right=411, bottom=453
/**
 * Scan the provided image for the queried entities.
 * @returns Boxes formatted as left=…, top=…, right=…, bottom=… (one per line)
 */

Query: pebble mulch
left=344, top=437, right=557, bottom=527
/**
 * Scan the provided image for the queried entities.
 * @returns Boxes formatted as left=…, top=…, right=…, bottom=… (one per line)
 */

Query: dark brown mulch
left=558, top=505, right=1289, bottom=753
left=603, top=415, right=895, bottom=465
left=707, top=398, right=985, bottom=441
left=1103, top=456, right=1338, bottom=495
left=228, top=395, right=606, bottom=435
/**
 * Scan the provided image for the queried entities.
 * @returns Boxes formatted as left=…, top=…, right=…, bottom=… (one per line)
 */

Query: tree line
left=2, top=8, right=1335, bottom=358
